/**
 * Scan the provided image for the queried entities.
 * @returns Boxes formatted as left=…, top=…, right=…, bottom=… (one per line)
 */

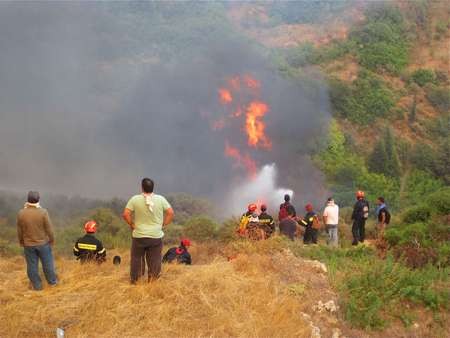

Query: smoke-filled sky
left=0, top=2, right=330, bottom=206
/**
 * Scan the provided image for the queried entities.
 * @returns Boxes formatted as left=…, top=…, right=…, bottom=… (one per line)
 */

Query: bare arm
left=163, top=208, right=174, bottom=227
left=122, top=208, right=135, bottom=230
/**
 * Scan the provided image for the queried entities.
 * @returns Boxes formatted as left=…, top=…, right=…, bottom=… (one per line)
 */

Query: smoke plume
left=0, top=2, right=330, bottom=208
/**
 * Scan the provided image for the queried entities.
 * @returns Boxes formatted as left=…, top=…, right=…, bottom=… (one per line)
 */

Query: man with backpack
left=351, top=190, right=369, bottom=245
left=299, top=203, right=320, bottom=244
left=278, top=194, right=296, bottom=221
left=376, top=197, right=390, bottom=240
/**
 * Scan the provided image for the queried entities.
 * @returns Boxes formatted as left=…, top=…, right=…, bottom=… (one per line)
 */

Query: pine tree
left=384, top=127, right=401, bottom=178
left=368, top=139, right=388, bottom=174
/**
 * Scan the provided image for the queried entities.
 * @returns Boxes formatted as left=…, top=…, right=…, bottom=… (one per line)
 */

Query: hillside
left=0, top=2, right=449, bottom=337
left=1, top=240, right=448, bottom=338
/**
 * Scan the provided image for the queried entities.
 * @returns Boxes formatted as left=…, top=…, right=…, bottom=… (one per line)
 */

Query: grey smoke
left=0, top=2, right=330, bottom=207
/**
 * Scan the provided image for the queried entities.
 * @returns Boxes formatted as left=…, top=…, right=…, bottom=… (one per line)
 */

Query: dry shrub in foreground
left=0, top=250, right=311, bottom=338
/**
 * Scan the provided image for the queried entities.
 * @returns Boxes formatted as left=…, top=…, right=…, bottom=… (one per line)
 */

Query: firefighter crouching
left=73, top=220, right=106, bottom=263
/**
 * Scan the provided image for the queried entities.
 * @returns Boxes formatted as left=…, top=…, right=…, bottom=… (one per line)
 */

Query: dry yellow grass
left=0, top=243, right=327, bottom=338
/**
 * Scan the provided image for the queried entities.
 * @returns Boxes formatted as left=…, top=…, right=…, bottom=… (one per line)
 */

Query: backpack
left=363, top=201, right=369, bottom=219
left=278, top=204, right=289, bottom=221
left=384, top=208, right=391, bottom=224
left=312, top=215, right=321, bottom=229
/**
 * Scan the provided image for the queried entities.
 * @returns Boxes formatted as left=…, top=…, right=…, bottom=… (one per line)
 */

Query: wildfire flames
left=246, top=101, right=272, bottom=149
left=209, top=74, right=272, bottom=177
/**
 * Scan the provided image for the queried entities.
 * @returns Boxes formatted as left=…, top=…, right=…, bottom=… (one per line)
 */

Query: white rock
left=332, top=328, right=341, bottom=338
left=311, top=325, right=321, bottom=338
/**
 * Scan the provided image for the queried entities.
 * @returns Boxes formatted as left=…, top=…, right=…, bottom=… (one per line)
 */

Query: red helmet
left=181, top=238, right=191, bottom=247
left=305, top=203, right=313, bottom=212
left=84, top=220, right=97, bottom=233
left=356, top=190, right=365, bottom=199
left=260, top=204, right=267, bottom=212
left=248, top=203, right=257, bottom=212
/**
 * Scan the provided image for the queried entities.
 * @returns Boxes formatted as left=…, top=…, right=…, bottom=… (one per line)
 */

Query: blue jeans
left=326, top=225, right=339, bottom=247
left=24, top=243, right=57, bottom=290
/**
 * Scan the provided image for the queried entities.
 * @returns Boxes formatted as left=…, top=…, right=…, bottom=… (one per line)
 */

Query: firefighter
left=237, top=203, right=257, bottom=235
left=162, top=238, right=192, bottom=265
left=246, top=212, right=265, bottom=240
left=73, top=220, right=106, bottom=263
left=351, top=190, right=369, bottom=245
left=298, top=204, right=320, bottom=244
left=258, top=204, right=275, bottom=238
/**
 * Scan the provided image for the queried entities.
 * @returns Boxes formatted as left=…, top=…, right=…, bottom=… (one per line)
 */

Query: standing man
left=278, top=194, right=296, bottom=221
left=299, top=203, right=320, bottom=244
left=351, top=190, right=369, bottom=245
left=323, top=198, right=339, bottom=247
left=123, top=178, right=174, bottom=283
left=279, top=210, right=298, bottom=241
left=17, top=191, right=57, bottom=290
left=375, top=197, right=390, bottom=240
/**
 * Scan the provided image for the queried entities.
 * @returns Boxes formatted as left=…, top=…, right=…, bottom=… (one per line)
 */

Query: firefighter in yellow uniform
left=237, top=203, right=257, bottom=236
left=73, top=220, right=106, bottom=263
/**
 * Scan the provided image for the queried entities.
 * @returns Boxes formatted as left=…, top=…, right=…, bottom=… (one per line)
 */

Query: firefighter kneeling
left=237, top=203, right=272, bottom=240
left=73, top=220, right=106, bottom=263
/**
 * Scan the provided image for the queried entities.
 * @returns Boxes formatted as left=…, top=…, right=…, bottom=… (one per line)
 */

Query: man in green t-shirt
left=123, top=178, right=174, bottom=283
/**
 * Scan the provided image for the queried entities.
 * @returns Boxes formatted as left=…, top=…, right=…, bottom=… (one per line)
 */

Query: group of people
left=238, top=191, right=390, bottom=247
left=16, top=177, right=390, bottom=291
left=16, top=178, right=189, bottom=291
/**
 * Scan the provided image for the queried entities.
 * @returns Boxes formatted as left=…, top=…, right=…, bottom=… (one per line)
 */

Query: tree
left=384, top=127, right=401, bottom=178
left=368, top=128, right=400, bottom=178
left=368, top=139, right=388, bottom=174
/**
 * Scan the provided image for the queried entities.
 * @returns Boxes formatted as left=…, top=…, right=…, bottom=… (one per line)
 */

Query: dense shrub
left=401, top=205, right=432, bottom=224
left=329, top=71, right=395, bottom=124
left=350, top=5, right=409, bottom=74
left=411, top=69, right=436, bottom=87
left=425, top=84, right=450, bottom=113
left=425, top=187, right=450, bottom=215
left=343, top=257, right=448, bottom=329
left=183, top=216, right=219, bottom=241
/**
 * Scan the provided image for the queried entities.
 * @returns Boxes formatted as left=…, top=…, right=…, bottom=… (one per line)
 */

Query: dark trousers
left=130, top=237, right=163, bottom=282
left=352, top=219, right=366, bottom=245
left=24, top=243, right=57, bottom=290
left=303, top=227, right=318, bottom=244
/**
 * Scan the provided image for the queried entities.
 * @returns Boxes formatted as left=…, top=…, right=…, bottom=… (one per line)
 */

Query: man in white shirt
left=323, top=197, right=339, bottom=247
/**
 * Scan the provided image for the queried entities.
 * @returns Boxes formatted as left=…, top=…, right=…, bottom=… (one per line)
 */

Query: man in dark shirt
left=258, top=204, right=275, bottom=238
left=299, top=203, right=320, bottom=244
left=279, top=194, right=296, bottom=221
left=376, top=196, right=390, bottom=240
left=351, top=190, right=370, bottom=245
left=73, top=220, right=106, bottom=263
left=279, top=209, right=297, bottom=240
left=162, top=238, right=192, bottom=265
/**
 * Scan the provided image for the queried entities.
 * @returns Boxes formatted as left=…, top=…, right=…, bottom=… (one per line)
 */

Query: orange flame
left=224, top=141, right=257, bottom=177
left=218, top=88, right=232, bottom=104
left=245, top=101, right=272, bottom=149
